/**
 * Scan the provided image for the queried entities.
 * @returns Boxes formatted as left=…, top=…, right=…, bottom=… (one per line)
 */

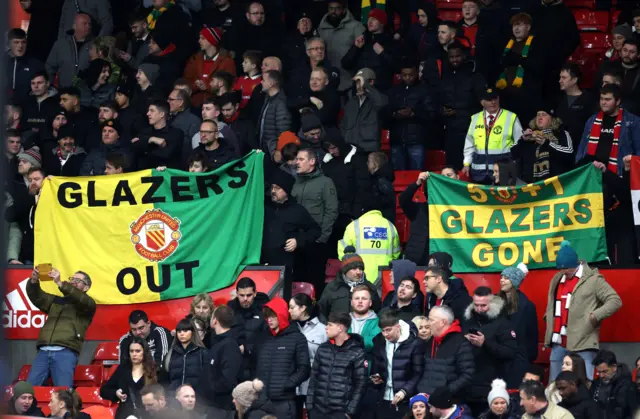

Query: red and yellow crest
left=490, top=187, right=518, bottom=204
left=130, top=209, right=182, bottom=262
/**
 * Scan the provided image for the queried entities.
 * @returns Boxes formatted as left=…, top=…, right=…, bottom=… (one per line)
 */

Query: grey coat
left=317, top=11, right=365, bottom=92
left=171, top=109, right=201, bottom=158
left=258, top=90, right=292, bottom=157
left=46, top=33, right=94, bottom=88
left=125, top=38, right=150, bottom=70
left=340, top=86, right=388, bottom=152
left=296, top=317, right=328, bottom=396
left=291, top=169, right=338, bottom=243
left=58, top=0, right=113, bottom=39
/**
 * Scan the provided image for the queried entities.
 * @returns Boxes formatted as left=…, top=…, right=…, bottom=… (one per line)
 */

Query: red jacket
left=183, top=50, right=237, bottom=107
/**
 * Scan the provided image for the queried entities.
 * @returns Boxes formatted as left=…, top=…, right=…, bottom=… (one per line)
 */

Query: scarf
left=343, top=274, right=364, bottom=291
left=147, top=0, right=175, bottom=30
left=586, top=109, right=623, bottom=174
left=533, top=128, right=556, bottom=179
left=57, top=147, right=75, bottom=161
left=360, top=0, right=386, bottom=25
left=496, top=35, right=534, bottom=89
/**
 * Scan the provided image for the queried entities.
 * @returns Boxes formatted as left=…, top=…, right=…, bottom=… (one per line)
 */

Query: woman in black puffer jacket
left=162, top=317, right=212, bottom=398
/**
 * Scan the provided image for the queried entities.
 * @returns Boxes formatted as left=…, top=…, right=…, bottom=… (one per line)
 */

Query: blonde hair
left=412, top=316, right=428, bottom=328
left=190, top=293, right=215, bottom=317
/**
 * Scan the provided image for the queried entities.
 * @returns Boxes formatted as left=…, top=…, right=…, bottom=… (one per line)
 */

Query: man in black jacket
left=556, top=63, right=598, bottom=151
left=58, top=87, right=97, bottom=151
left=256, top=297, right=311, bottom=419
left=387, top=61, right=437, bottom=170
left=118, top=310, right=172, bottom=367
left=261, top=170, right=321, bottom=299
left=590, top=350, right=637, bottom=419
left=193, top=120, right=237, bottom=170
left=424, top=265, right=472, bottom=322
left=227, top=277, right=270, bottom=380
left=207, top=305, right=243, bottom=414
left=370, top=308, right=425, bottom=418
left=286, top=37, right=340, bottom=103
left=220, top=91, right=258, bottom=153
left=6, top=29, right=44, bottom=107
left=461, top=286, right=517, bottom=415
left=556, top=371, right=602, bottom=419
left=306, top=311, right=367, bottom=419
left=22, top=72, right=59, bottom=137
left=342, top=9, right=399, bottom=92
left=418, top=304, right=474, bottom=401
left=132, top=100, right=183, bottom=169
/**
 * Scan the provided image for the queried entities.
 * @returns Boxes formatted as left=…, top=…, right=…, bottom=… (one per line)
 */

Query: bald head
left=261, top=56, right=282, bottom=73
left=73, top=13, right=92, bottom=39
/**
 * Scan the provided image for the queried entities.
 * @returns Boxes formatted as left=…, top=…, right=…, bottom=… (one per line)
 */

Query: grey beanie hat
left=612, top=24, right=633, bottom=41
left=138, top=63, right=160, bottom=85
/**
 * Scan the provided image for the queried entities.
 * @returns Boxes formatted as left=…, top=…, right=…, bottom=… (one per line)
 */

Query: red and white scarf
left=586, top=109, right=623, bottom=174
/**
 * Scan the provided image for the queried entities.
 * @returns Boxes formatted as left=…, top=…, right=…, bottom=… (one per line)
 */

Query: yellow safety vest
left=338, top=210, right=401, bottom=284
left=469, top=109, right=516, bottom=178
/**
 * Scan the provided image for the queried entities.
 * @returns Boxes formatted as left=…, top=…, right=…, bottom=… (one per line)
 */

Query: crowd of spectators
left=4, top=0, right=640, bottom=418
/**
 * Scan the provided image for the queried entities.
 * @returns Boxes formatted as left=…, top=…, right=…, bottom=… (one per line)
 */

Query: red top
left=234, top=75, right=262, bottom=109
left=461, top=23, right=478, bottom=55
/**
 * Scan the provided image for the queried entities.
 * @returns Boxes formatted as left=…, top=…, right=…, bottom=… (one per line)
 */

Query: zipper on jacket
left=12, top=59, right=17, bottom=90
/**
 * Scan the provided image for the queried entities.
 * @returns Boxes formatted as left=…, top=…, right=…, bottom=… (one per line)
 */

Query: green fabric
left=26, top=281, right=97, bottom=353
left=349, top=317, right=380, bottom=373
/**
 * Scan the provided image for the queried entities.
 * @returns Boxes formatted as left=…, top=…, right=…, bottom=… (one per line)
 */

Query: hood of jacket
left=33, top=86, right=59, bottom=100
left=321, top=126, right=349, bottom=155
left=341, top=331, right=365, bottom=349
left=319, top=9, right=358, bottom=30
left=350, top=310, right=378, bottom=323
left=428, top=252, right=454, bottom=272
left=391, top=260, right=418, bottom=290
left=434, top=319, right=462, bottom=346
left=464, top=294, right=505, bottom=321
left=391, top=320, right=412, bottom=346
left=444, top=277, right=469, bottom=301
left=65, top=28, right=95, bottom=42
left=560, top=384, right=591, bottom=407
left=297, top=167, right=324, bottom=181
left=264, top=297, right=290, bottom=335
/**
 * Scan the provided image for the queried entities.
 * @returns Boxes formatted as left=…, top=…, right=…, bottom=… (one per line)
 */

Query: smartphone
left=468, top=328, right=480, bottom=335
left=37, top=263, right=52, bottom=281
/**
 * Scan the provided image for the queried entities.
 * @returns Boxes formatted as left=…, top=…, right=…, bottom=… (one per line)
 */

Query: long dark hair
left=495, top=159, right=521, bottom=186
left=52, top=389, right=78, bottom=418
left=291, top=293, right=316, bottom=319
left=128, top=336, right=158, bottom=386
left=566, top=351, right=590, bottom=388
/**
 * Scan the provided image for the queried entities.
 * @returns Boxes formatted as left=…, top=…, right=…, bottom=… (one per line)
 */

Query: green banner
left=427, top=165, right=607, bottom=272
left=35, top=152, right=264, bottom=304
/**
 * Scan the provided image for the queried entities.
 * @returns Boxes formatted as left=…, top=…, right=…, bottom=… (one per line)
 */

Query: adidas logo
left=3, top=278, right=47, bottom=328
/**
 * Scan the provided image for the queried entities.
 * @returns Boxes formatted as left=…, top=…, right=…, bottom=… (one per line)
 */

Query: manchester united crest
left=130, top=209, right=182, bottom=262
left=490, top=187, right=518, bottom=204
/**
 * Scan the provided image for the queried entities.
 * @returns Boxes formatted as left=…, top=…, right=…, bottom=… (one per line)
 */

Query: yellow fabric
left=34, top=170, right=160, bottom=303
left=337, top=210, right=400, bottom=283
left=471, top=110, right=516, bottom=152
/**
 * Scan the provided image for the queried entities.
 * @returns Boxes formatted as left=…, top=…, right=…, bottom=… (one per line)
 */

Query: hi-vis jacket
left=463, top=109, right=522, bottom=182
left=338, top=210, right=401, bottom=284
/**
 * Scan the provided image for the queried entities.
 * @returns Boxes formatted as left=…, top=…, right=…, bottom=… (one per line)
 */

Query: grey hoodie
left=350, top=310, right=378, bottom=335
left=45, top=31, right=94, bottom=88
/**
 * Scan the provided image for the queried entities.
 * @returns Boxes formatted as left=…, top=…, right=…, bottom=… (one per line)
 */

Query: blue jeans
left=549, top=345, right=596, bottom=381
left=391, top=144, right=425, bottom=170
left=27, top=348, right=78, bottom=387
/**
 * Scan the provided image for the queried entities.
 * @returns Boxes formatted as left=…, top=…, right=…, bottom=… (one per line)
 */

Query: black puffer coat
left=418, top=320, right=474, bottom=400
left=255, top=298, right=311, bottom=401
left=461, top=297, right=518, bottom=405
left=165, top=342, right=212, bottom=396
left=306, top=333, right=367, bottom=415
left=558, top=386, right=603, bottom=419
left=371, top=320, right=425, bottom=402
left=590, top=364, right=637, bottom=419
left=341, top=31, right=400, bottom=92
left=207, top=329, right=243, bottom=409
left=387, top=81, right=437, bottom=146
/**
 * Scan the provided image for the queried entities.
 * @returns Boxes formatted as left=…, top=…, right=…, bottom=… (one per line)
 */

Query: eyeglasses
left=69, top=276, right=89, bottom=286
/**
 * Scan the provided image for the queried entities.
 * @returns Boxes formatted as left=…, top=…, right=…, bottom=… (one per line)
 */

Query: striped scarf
left=586, top=109, right=623, bottom=174
left=360, top=0, right=386, bottom=25
left=496, top=35, right=534, bottom=89
left=147, top=0, right=175, bottom=30
left=551, top=274, right=579, bottom=347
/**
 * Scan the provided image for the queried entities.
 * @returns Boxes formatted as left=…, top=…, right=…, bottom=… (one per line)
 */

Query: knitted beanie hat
left=500, top=262, right=529, bottom=290
left=201, top=26, right=223, bottom=47
left=138, top=63, right=160, bottom=85
left=368, top=8, right=388, bottom=26
left=612, top=24, right=633, bottom=41
left=13, top=381, right=34, bottom=398
left=17, top=147, right=42, bottom=169
left=232, top=379, right=264, bottom=410
left=276, top=131, right=301, bottom=152
left=487, top=379, right=510, bottom=406
left=341, top=246, right=365, bottom=273
left=429, top=387, right=454, bottom=409
left=410, top=393, right=429, bottom=408
left=556, top=240, right=579, bottom=269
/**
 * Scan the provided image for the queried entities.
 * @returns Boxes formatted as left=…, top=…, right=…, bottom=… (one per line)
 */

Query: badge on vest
left=493, top=126, right=503, bottom=135
left=363, top=227, right=388, bottom=240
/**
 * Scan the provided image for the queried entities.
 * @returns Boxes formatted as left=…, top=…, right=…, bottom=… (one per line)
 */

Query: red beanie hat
left=201, top=26, right=223, bottom=47
left=368, top=9, right=388, bottom=26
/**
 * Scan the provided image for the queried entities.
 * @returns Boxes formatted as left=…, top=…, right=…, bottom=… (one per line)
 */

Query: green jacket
left=26, top=280, right=97, bottom=353
left=349, top=313, right=381, bottom=373
left=291, top=168, right=338, bottom=243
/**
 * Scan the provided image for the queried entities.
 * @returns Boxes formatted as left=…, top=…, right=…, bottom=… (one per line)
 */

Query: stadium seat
left=16, top=365, right=30, bottom=382
left=610, top=10, right=620, bottom=29
left=74, top=365, right=104, bottom=387
left=564, top=0, right=595, bottom=8
left=436, top=0, right=464, bottom=8
left=92, top=342, right=119, bottom=366
left=580, top=32, right=612, bottom=52
left=573, top=10, right=609, bottom=32
left=393, top=171, right=422, bottom=193
left=325, top=259, right=341, bottom=284
left=534, top=343, right=551, bottom=365
left=425, top=150, right=447, bottom=172
left=34, top=386, right=67, bottom=416
left=380, top=129, right=390, bottom=153
left=437, top=9, right=462, bottom=22
left=82, top=405, right=115, bottom=419
left=292, top=282, right=315, bottom=300
left=74, top=386, right=112, bottom=407
left=395, top=213, right=410, bottom=244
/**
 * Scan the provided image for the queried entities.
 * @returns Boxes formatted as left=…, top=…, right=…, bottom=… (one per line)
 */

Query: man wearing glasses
left=26, top=266, right=96, bottom=387
left=194, top=120, right=236, bottom=170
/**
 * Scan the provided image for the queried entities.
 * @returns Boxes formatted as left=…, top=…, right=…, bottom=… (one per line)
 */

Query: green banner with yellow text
left=428, top=165, right=607, bottom=272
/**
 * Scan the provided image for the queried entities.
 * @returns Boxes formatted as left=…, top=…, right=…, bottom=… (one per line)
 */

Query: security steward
left=462, top=88, right=523, bottom=184
left=338, top=205, right=401, bottom=285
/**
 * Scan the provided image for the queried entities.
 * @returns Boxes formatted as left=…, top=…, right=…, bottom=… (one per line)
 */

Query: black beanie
left=300, top=113, right=322, bottom=133
left=270, top=170, right=295, bottom=196
left=429, top=387, right=454, bottom=409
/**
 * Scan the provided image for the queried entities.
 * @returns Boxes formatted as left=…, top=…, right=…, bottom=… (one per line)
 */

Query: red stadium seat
left=564, top=0, right=595, bottom=8
left=82, top=405, right=115, bottom=419
left=74, top=365, right=104, bottom=387
left=92, top=342, right=119, bottom=366
left=393, top=170, right=422, bottom=193
left=437, top=9, right=462, bottom=22
left=436, top=0, right=464, bottom=8
left=425, top=150, right=447, bottom=172
left=34, top=386, right=67, bottom=416
left=534, top=343, right=551, bottom=365
left=16, top=365, right=30, bottom=382
left=573, top=10, right=610, bottom=32
left=394, top=213, right=410, bottom=244
left=380, top=130, right=390, bottom=153
left=610, top=10, right=621, bottom=29
left=74, top=386, right=112, bottom=407
left=325, top=259, right=341, bottom=284
left=580, top=32, right=612, bottom=52
left=392, top=73, right=402, bottom=85
left=292, top=282, right=315, bottom=300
